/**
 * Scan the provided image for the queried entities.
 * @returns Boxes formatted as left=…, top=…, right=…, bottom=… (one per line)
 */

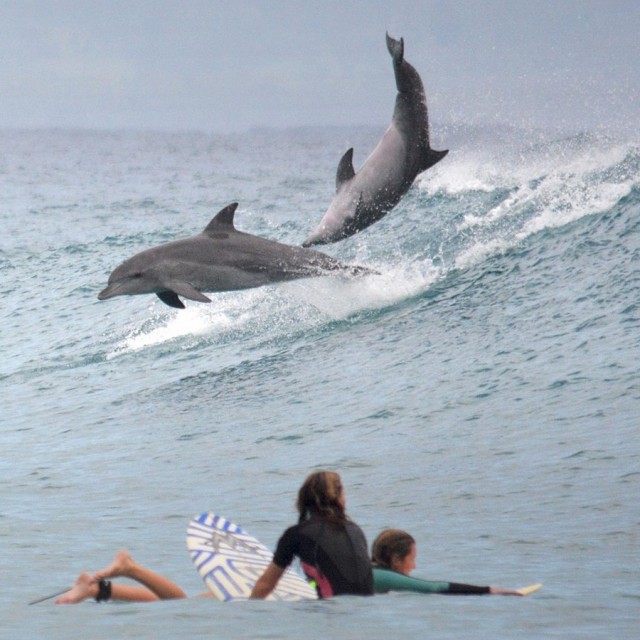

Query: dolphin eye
left=131, top=272, right=144, bottom=279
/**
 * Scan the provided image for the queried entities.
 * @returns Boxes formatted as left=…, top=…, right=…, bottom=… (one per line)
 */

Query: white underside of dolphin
left=303, top=33, right=448, bottom=247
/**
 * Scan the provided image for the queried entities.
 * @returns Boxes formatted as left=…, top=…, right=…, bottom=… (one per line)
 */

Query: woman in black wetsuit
left=251, top=470, right=373, bottom=599
left=371, top=529, right=538, bottom=596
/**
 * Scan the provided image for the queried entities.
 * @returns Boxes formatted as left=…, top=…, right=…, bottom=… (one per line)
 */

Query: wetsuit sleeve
left=373, top=568, right=490, bottom=595
left=272, top=525, right=298, bottom=569
left=373, top=568, right=450, bottom=594
left=446, top=582, right=491, bottom=595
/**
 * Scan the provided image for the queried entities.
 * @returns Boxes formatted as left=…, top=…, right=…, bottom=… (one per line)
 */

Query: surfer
left=250, top=470, right=374, bottom=599
left=371, top=529, right=539, bottom=596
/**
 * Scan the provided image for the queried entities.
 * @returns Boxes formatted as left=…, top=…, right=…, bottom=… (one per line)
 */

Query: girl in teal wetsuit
left=371, top=529, right=530, bottom=596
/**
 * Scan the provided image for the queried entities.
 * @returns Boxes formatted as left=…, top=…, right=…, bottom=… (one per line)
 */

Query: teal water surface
left=1, top=125, right=639, bottom=639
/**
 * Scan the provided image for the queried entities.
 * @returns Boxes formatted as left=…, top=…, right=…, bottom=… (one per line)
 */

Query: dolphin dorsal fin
left=203, top=203, right=239, bottom=235
left=336, top=148, right=355, bottom=192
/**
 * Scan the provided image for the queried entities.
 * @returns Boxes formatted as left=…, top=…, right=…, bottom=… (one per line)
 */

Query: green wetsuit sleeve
left=373, top=568, right=450, bottom=594
left=372, top=568, right=491, bottom=595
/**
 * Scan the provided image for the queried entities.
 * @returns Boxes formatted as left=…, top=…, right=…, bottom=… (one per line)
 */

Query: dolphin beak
left=98, top=284, right=118, bottom=300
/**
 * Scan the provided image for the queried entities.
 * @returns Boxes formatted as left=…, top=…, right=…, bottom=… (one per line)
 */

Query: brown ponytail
left=296, top=471, right=347, bottom=526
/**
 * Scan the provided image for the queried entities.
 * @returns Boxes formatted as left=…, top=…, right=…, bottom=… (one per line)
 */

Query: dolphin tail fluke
left=386, top=33, right=404, bottom=63
left=422, top=147, right=449, bottom=172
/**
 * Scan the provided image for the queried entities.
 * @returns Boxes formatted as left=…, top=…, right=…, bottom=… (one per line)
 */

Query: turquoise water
left=1, top=125, right=639, bottom=639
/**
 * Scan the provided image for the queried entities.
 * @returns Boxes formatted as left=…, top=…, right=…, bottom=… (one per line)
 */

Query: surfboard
left=516, top=583, right=542, bottom=596
left=186, top=512, right=318, bottom=602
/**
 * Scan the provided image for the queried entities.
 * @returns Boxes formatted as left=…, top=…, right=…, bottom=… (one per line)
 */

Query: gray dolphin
left=98, top=203, right=374, bottom=309
left=303, top=33, right=448, bottom=247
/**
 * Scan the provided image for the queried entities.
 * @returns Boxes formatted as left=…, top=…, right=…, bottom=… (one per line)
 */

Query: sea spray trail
left=105, top=260, right=441, bottom=357
left=417, top=133, right=639, bottom=270
left=107, top=136, right=640, bottom=355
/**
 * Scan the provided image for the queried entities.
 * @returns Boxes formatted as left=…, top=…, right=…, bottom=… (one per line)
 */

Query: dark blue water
left=1, top=125, right=638, bottom=639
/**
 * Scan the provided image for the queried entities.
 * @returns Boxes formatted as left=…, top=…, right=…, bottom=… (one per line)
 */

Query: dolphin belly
left=303, top=136, right=408, bottom=246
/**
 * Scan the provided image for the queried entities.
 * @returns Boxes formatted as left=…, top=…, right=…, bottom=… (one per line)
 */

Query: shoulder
left=372, top=567, right=395, bottom=593
left=277, top=523, right=301, bottom=544
left=273, top=523, right=301, bottom=568
left=345, top=520, right=368, bottom=541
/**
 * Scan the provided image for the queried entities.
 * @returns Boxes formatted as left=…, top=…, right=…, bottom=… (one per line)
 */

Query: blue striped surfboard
left=187, top=513, right=318, bottom=602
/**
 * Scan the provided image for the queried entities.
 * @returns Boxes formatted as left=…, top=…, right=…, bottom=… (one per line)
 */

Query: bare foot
left=94, top=550, right=135, bottom=580
left=55, top=573, right=97, bottom=604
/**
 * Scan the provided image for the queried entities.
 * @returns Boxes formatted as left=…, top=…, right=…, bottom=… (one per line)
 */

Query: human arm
left=373, top=567, right=537, bottom=597
left=373, top=567, right=453, bottom=594
left=373, top=567, right=493, bottom=595
left=250, top=562, right=286, bottom=599
left=250, top=525, right=297, bottom=599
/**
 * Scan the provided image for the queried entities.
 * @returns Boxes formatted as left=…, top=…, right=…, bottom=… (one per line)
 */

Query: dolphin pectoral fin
left=336, top=148, right=356, bottom=191
left=156, top=291, right=186, bottom=309
left=166, top=282, right=212, bottom=304
left=422, top=148, right=449, bottom=172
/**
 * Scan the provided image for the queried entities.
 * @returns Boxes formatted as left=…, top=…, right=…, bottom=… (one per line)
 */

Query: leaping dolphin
left=303, top=33, right=448, bottom=247
left=98, top=203, right=374, bottom=309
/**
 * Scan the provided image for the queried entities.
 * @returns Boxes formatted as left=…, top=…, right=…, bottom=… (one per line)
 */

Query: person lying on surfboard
left=250, top=470, right=374, bottom=598
left=371, top=529, right=541, bottom=596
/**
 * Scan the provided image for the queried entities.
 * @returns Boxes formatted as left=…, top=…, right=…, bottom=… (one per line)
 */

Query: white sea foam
left=427, top=137, right=639, bottom=270
left=105, top=298, right=254, bottom=357
left=287, top=260, right=441, bottom=320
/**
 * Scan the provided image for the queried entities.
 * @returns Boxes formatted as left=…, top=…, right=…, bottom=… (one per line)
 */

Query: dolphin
left=98, top=203, right=374, bottom=309
left=303, top=33, right=448, bottom=247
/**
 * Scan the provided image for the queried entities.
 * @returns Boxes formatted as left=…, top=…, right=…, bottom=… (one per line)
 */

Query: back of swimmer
left=251, top=471, right=373, bottom=598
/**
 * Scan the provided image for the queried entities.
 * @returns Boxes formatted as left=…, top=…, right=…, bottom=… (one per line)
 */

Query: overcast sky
left=1, top=0, right=638, bottom=135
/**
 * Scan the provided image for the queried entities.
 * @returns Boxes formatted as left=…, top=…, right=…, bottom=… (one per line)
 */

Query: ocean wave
left=414, top=132, right=639, bottom=271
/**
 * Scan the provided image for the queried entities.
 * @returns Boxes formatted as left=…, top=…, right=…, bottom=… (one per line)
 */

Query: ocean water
left=1, top=124, right=639, bottom=639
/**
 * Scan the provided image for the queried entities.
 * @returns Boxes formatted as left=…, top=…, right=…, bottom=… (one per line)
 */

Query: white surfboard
left=516, top=583, right=542, bottom=596
left=186, top=512, right=318, bottom=602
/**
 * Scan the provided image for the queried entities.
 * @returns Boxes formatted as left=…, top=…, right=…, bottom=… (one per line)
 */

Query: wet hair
left=371, top=529, right=416, bottom=569
left=296, top=470, right=347, bottom=526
